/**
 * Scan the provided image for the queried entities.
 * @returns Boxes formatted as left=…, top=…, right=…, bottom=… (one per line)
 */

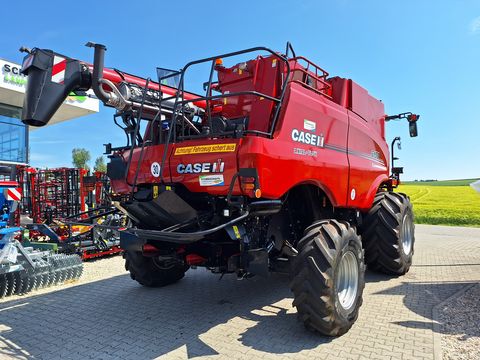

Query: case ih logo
left=177, top=160, right=225, bottom=174
left=291, top=128, right=325, bottom=148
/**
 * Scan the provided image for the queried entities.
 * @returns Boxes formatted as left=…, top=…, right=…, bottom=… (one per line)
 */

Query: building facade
left=0, top=58, right=99, bottom=166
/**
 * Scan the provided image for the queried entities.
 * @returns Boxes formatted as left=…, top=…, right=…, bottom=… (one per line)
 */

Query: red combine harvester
left=20, top=42, right=419, bottom=335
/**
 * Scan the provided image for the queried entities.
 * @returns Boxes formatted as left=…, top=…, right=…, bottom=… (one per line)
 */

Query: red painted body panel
left=215, top=55, right=283, bottom=133
left=111, top=56, right=390, bottom=211
left=169, top=139, right=242, bottom=195
left=238, top=83, right=350, bottom=205
left=347, top=110, right=389, bottom=208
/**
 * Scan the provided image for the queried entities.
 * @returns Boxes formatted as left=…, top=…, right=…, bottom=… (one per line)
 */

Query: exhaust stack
left=20, top=49, right=91, bottom=127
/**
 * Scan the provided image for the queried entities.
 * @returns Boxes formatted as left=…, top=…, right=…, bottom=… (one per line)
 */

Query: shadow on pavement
left=373, top=280, right=478, bottom=337
left=0, top=271, right=329, bottom=359
left=1, top=266, right=476, bottom=359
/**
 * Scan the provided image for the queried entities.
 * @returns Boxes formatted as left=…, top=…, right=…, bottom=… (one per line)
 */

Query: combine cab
left=20, top=43, right=419, bottom=335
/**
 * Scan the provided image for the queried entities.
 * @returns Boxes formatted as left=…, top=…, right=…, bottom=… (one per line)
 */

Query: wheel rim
left=336, top=250, right=359, bottom=311
left=401, top=214, right=414, bottom=256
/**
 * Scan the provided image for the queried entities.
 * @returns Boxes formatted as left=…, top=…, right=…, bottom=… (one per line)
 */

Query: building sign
left=2, top=63, right=27, bottom=85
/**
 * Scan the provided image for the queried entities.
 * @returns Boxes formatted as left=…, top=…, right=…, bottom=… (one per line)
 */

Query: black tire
left=362, top=192, right=415, bottom=275
left=290, top=219, right=365, bottom=336
left=0, top=274, right=7, bottom=298
left=5, top=273, right=17, bottom=296
left=124, top=251, right=187, bottom=287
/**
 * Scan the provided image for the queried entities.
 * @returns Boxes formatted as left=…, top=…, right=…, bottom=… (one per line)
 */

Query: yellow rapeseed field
left=397, top=184, right=480, bottom=227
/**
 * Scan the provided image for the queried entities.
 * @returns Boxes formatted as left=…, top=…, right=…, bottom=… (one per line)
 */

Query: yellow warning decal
left=232, top=225, right=241, bottom=239
left=174, top=143, right=237, bottom=155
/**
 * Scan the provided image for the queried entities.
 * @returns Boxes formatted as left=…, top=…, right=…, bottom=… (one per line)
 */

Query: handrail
left=290, top=68, right=332, bottom=97
left=171, top=46, right=291, bottom=139
left=285, top=41, right=296, bottom=58
left=290, top=56, right=329, bottom=78
left=157, top=46, right=291, bottom=185
left=289, top=56, right=332, bottom=98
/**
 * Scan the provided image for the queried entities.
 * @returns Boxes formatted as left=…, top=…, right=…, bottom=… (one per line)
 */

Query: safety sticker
left=51, top=56, right=67, bottom=84
left=150, top=162, right=161, bottom=177
left=174, top=143, right=236, bottom=155
left=199, top=175, right=224, bottom=186
left=232, top=225, right=241, bottom=239
left=6, top=187, right=22, bottom=201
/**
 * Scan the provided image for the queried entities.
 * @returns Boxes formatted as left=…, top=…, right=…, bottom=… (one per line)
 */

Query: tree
left=72, top=148, right=91, bottom=170
left=94, top=156, right=107, bottom=173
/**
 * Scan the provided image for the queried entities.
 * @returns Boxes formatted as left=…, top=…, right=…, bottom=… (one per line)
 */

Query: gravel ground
left=438, top=283, right=480, bottom=360
left=81, top=255, right=127, bottom=281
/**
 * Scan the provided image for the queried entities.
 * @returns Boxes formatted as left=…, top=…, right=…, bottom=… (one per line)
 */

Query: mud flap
left=119, top=231, right=145, bottom=252
left=247, top=248, right=269, bottom=277
left=227, top=248, right=269, bottom=276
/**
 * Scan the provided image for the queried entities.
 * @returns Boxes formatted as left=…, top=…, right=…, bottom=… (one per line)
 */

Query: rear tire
left=362, top=192, right=414, bottom=275
left=290, top=219, right=365, bottom=336
left=124, top=251, right=187, bottom=287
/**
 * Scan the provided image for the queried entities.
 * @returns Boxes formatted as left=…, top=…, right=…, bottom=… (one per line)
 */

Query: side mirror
left=385, top=112, right=420, bottom=138
left=409, top=121, right=418, bottom=137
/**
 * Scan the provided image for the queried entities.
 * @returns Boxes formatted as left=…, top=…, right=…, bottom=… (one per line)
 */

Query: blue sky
left=2, top=0, right=479, bottom=180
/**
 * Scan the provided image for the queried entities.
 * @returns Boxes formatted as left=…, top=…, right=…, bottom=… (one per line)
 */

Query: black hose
left=86, top=42, right=110, bottom=103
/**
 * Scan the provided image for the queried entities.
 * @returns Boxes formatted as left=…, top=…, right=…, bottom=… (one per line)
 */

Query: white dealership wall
left=0, top=58, right=99, bottom=127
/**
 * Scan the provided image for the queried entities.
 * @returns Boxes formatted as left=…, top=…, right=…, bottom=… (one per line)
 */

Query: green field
left=398, top=181, right=480, bottom=227
left=403, top=178, right=479, bottom=186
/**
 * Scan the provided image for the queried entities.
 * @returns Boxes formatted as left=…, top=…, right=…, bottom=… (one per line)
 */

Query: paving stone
left=0, top=224, right=478, bottom=359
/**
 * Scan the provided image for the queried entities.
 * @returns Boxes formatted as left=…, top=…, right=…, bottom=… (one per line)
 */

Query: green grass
left=397, top=183, right=480, bottom=227
left=403, top=178, right=479, bottom=186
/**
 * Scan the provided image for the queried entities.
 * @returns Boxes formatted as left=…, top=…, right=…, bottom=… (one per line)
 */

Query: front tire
left=362, top=192, right=415, bottom=275
left=290, top=219, right=365, bottom=336
left=124, top=251, right=187, bottom=287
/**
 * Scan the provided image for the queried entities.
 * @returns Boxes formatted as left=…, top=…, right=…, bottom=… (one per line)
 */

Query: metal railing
left=157, top=47, right=291, bottom=183
left=289, top=56, right=332, bottom=98
left=123, top=45, right=335, bottom=187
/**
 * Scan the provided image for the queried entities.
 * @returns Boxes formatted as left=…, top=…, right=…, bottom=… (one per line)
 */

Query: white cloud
left=470, top=16, right=480, bottom=34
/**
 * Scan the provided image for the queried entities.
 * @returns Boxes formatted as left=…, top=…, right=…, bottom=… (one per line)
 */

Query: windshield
left=157, top=67, right=181, bottom=89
